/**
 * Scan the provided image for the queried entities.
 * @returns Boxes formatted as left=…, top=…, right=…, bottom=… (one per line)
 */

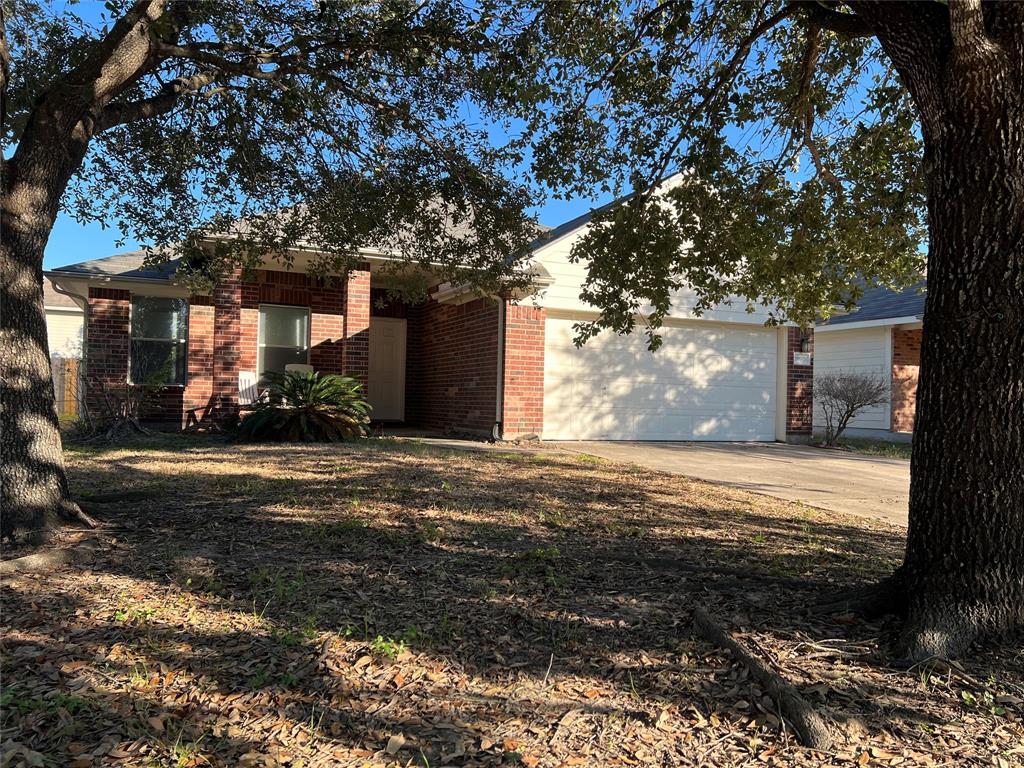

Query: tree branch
left=948, top=0, right=1002, bottom=62
left=59, top=0, right=166, bottom=96
left=798, top=1, right=874, bottom=39
left=644, top=1, right=799, bottom=194
left=96, top=69, right=220, bottom=131
left=794, top=24, right=841, bottom=190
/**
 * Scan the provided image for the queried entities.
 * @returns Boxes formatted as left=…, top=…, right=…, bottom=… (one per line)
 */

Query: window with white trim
left=258, top=304, right=310, bottom=377
left=130, top=297, right=188, bottom=385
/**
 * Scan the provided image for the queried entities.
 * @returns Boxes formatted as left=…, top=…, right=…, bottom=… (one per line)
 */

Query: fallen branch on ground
left=692, top=606, right=836, bottom=751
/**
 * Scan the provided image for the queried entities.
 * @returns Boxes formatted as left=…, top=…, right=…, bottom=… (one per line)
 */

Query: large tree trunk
left=897, top=92, right=1024, bottom=659
left=1, top=158, right=89, bottom=541
left=1, top=2, right=162, bottom=541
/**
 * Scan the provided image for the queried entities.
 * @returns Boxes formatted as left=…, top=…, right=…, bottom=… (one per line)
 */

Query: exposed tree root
left=693, top=607, right=836, bottom=752
left=63, top=498, right=99, bottom=529
left=0, top=538, right=101, bottom=577
left=812, top=572, right=907, bottom=619
left=77, top=489, right=161, bottom=504
left=602, top=553, right=827, bottom=590
left=815, top=572, right=1023, bottom=662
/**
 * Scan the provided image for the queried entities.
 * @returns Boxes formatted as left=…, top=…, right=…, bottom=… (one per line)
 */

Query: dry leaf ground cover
left=1, top=437, right=1022, bottom=767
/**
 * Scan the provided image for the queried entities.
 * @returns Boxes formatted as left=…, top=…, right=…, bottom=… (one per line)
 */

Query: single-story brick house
left=812, top=281, right=926, bottom=441
left=46, top=208, right=828, bottom=442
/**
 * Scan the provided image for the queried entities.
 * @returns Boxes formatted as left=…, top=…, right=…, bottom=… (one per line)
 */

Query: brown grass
left=1, top=436, right=1020, bottom=767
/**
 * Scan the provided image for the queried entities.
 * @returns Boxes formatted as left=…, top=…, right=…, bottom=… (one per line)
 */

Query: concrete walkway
left=548, top=441, right=910, bottom=526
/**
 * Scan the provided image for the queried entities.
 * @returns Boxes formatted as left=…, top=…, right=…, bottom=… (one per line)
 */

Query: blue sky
left=39, top=1, right=615, bottom=270
left=43, top=193, right=611, bottom=270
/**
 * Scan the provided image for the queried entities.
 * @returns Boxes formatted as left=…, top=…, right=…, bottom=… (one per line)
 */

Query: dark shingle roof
left=531, top=191, right=639, bottom=250
left=821, top=280, right=927, bottom=326
left=49, top=250, right=181, bottom=282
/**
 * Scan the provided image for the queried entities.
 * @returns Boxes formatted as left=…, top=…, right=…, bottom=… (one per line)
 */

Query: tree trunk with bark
left=897, top=104, right=1024, bottom=659
left=1, top=184, right=87, bottom=540
left=1, top=98, right=99, bottom=540
left=838, top=0, right=1024, bottom=659
left=1, top=1, right=163, bottom=540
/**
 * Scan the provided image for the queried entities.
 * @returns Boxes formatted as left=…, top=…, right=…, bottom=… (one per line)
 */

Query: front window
left=258, top=304, right=310, bottom=377
left=130, top=297, right=188, bottom=385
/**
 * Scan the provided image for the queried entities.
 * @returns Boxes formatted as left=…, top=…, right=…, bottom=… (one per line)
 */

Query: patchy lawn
left=1, top=437, right=1020, bottom=767
left=823, top=438, right=913, bottom=461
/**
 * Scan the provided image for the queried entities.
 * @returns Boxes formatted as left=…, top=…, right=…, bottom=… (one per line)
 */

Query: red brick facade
left=501, top=303, right=546, bottom=438
left=891, top=328, right=921, bottom=433
left=86, top=274, right=817, bottom=441
left=85, top=288, right=131, bottom=388
left=342, top=268, right=371, bottom=388
left=786, top=327, right=814, bottom=438
left=405, top=297, right=500, bottom=435
left=85, top=267, right=369, bottom=428
left=183, top=297, right=215, bottom=418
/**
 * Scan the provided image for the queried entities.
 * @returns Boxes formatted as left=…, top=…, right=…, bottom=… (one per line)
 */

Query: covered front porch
left=365, top=271, right=544, bottom=439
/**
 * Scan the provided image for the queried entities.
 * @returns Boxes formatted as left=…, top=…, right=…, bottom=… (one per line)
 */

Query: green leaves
left=15, top=0, right=924, bottom=340
left=238, top=372, right=371, bottom=442
left=523, top=0, right=925, bottom=342
left=12, top=0, right=548, bottom=293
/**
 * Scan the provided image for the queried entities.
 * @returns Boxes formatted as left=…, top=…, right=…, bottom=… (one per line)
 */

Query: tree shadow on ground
left=1, top=436, right=1020, bottom=766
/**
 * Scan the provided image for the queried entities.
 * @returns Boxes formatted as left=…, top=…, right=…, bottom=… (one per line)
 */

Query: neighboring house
left=45, top=210, right=817, bottom=441
left=812, top=281, right=926, bottom=441
left=44, top=278, right=85, bottom=358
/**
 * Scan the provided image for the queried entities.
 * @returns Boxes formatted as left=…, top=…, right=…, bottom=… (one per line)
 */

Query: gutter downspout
left=493, top=298, right=505, bottom=442
left=49, top=279, right=91, bottom=344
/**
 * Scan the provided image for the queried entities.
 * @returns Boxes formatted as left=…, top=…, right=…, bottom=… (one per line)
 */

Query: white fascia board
left=815, top=315, right=921, bottom=333
left=44, top=305, right=84, bottom=313
left=433, top=270, right=554, bottom=306
left=431, top=282, right=481, bottom=305
left=45, top=272, right=193, bottom=298
left=202, top=234, right=417, bottom=268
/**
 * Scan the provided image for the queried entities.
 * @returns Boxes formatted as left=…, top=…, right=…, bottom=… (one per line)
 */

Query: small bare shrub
left=814, top=371, right=889, bottom=446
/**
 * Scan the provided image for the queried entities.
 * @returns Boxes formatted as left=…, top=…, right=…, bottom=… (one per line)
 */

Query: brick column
left=310, top=278, right=346, bottom=374
left=85, top=288, right=131, bottom=416
left=211, top=271, right=243, bottom=423
left=785, top=327, right=814, bottom=440
left=891, top=328, right=922, bottom=432
left=184, top=296, right=215, bottom=419
left=502, top=302, right=546, bottom=439
left=343, top=264, right=371, bottom=387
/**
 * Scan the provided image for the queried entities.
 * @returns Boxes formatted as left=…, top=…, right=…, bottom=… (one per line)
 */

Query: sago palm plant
left=238, top=371, right=371, bottom=442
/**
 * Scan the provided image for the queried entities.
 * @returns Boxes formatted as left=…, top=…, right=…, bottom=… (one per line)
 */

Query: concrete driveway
left=549, top=441, right=910, bottom=525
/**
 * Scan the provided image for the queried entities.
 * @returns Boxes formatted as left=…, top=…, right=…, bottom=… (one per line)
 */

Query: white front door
left=368, top=317, right=407, bottom=421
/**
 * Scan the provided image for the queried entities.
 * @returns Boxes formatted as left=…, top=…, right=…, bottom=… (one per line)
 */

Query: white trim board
left=816, top=316, right=921, bottom=333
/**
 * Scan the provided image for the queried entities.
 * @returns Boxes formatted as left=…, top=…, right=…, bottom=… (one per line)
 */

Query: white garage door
left=543, top=317, right=778, bottom=441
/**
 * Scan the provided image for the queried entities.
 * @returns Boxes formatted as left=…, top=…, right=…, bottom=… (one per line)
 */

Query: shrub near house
left=814, top=371, right=890, bottom=447
left=238, top=372, right=370, bottom=442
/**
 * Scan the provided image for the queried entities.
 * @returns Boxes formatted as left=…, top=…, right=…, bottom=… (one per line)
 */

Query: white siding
left=530, top=228, right=774, bottom=325
left=543, top=316, right=778, bottom=441
left=46, top=309, right=84, bottom=358
left=812, top=327, right=891, bottom=431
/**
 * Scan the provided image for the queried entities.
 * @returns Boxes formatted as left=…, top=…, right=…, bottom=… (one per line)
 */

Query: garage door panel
left=543, top=318, right=778, bottom=441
